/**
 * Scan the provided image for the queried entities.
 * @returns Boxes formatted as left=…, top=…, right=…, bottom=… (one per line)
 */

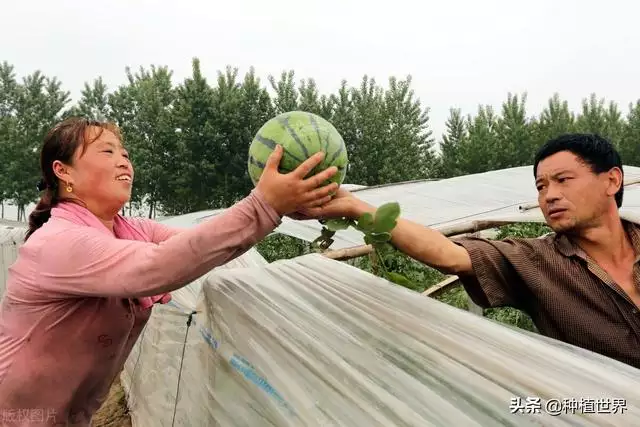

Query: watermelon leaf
left=369, top=232, right=392, bottom=243
left=373, top=202, right=400, bottom=233
left=325, top=218, right=352, bottom=231
left=363, top=234, right=373, bottom=245
left=385, top=272, right=417, bottom=290
left=356, top=212, right=374, bottom=232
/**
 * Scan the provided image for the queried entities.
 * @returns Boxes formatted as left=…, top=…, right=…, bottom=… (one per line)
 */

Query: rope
left=171, top=310, right=197, bottom=427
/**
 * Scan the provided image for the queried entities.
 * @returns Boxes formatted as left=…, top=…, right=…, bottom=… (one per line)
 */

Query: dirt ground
left=91, top=375, right=132, bottom=427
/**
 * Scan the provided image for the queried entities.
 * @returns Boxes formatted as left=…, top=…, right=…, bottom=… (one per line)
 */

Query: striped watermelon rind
left=247, top=111, right=348, bottom=187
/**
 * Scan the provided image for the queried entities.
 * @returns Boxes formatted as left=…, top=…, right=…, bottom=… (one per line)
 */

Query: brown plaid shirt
left=454, top=220, right=640, bottom=369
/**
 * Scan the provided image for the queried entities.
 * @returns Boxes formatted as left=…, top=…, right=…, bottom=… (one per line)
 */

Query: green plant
left=311, top=202, right=415, bottom=288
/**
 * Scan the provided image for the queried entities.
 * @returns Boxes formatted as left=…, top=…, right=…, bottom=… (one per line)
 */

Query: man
left=303, top=133, right=640, bottom=369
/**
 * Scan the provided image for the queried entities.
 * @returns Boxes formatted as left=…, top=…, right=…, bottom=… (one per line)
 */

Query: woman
left=0, top=117, right=338, bottom=425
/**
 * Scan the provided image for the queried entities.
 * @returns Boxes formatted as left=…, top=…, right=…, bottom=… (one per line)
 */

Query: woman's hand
left=256, top=145, right=340, bottom=216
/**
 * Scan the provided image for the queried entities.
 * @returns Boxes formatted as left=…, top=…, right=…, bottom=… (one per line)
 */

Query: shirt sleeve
left=452, top=236, right=536, bottom=310
left=127, top=217, right=187, bottom=243
left=36, top=190, right=281, bottom=298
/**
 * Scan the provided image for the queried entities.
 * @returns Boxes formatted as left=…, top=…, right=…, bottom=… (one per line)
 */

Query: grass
left=91, top=375, right=131, bottom=427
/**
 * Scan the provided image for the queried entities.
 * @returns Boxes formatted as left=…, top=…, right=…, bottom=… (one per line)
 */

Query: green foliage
left=494, top=222, right=551, bottom=239
left=347, top=247, right=445, bottom=293
left=1, top=67, right=70, bottom=220
left=255, top=234, right=312, bottom=263
left=2, top=58, right=640, bottom=221
left=312, top=202, right=422, bottom=289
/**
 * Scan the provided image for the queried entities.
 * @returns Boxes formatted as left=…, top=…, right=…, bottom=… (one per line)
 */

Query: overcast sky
left=1, top=0, right=638, bottom=142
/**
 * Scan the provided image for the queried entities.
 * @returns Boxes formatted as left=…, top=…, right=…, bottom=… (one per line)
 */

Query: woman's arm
left=128, top=217, right=188, bottom=243
left=36, top=190, right=280, bottom=298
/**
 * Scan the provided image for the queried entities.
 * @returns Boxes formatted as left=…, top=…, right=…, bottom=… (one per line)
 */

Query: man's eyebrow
left=535, top=170, right=572, bottom=184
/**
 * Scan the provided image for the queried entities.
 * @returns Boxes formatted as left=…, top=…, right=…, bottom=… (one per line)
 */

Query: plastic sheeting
left=0, top=226, right=25, bottom=297
left=156, top=165, right=640, bottom=249
left=122, top=253, right=640, bottom=427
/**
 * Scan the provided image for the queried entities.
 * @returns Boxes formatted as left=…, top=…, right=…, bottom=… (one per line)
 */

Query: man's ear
left=605, top=167, right=623, bottom=197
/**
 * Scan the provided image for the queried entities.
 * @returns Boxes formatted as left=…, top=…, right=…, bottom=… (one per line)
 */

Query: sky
left=2, top=0, right=638, bottom=142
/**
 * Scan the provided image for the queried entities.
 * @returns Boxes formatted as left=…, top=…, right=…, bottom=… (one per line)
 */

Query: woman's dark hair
left=25, top=117, right=122, bottom=241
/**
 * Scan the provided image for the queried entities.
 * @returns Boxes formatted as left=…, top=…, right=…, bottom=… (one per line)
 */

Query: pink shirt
left=0, top=190, right=280, bottom=426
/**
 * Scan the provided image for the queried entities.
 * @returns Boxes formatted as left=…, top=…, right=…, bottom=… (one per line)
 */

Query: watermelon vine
left=311, top=202, right=415, bottom=289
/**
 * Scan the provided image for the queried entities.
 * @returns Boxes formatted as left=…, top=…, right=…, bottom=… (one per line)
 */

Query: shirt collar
left=553, top=219, right=640, bottom=262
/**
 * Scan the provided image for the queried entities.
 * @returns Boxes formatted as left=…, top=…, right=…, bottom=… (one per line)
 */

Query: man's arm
left=351, top=200, right=529, bottom=309
left=388, top=217, right=473, bottom=275
left=350, top=200, right=471, bottom=274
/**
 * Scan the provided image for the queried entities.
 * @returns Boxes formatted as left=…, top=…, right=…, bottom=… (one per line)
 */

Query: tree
left=494, top=93, right=532, bottom=167
left=65, top=77, right=111, bottom=121
left=380, top=75, right=435, bottom=181
left=347, top=75, right=387, bottom=185
left=268, top=70, right=298, bottom=114
left=532, top=93, right=575, bottom=150
left=170, top=57, right=219, bottom=214
left=113, top=65, right=178, bottom=218
left=8, top=70, right=69, bottom=220
left=458, top=105, right=497, bottom=174
left=209, top=66, right=274, bottom=207
left=0, top=61, right=19, bottom=218
left=619, top=101, right=640, bottom=167
left=436, top=108, right=467, bottom=178
left=575, top=93, right=607, bottom=136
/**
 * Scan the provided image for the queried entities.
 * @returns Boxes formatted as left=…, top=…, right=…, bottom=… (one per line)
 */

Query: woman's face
left=53, top=126, right=134, bottom=218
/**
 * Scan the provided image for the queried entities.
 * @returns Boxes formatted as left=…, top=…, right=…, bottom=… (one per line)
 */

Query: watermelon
left=247, top=111, right=348, bottom=187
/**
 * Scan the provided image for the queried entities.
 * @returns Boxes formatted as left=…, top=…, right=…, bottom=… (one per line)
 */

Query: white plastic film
left=124, top=253, right=640, bottom=426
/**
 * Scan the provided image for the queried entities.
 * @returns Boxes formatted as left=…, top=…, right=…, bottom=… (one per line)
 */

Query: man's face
left=535, top=151, right=621, bottom=233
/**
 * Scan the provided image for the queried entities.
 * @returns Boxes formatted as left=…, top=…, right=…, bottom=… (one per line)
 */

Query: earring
left=65, top=182, right=72, bottom=193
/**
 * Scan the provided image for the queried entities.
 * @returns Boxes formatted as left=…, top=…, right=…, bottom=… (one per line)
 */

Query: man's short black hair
left=533, top=133, right=624, bottom=208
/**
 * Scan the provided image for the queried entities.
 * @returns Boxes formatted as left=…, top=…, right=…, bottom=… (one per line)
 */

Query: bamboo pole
left=322, top=244, right=373, bottom=260
left=421, top=275, right=460, bottom=297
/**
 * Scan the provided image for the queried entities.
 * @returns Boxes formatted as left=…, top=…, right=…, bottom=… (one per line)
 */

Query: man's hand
left=290, top=188, right=375, bottom=220
left=290, top=187, right=473, bottom=276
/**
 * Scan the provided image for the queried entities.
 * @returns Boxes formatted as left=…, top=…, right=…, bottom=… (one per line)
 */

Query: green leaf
left=385, top=272, right=417, bottom=290
left=373, top=202, right=400, bottom=233
left=376, top=243, right=395, bottom=254
left=324, top=218, right=351, bottom=231
left=369, top=232, right=391, bottom=243
left=356, top=212, right=374, bottom=232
